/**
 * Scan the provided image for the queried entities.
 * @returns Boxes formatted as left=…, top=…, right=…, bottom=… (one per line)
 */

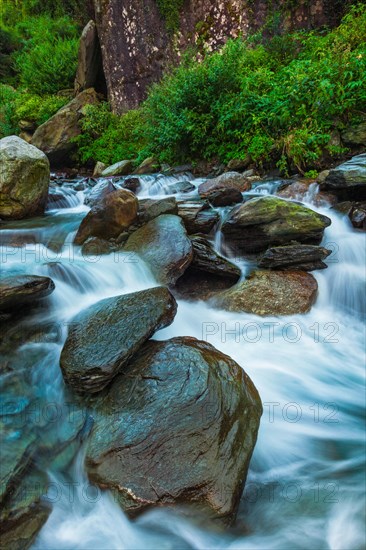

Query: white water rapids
left=1, top=174, right=365, bottom=549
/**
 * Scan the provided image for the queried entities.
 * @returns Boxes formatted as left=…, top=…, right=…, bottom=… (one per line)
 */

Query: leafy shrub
left=75, top=103, right=146, bottom=166
left=13, top=16, right=79, bottom=94
left=0, top=85, right=68, bottom=137
left=0, top=85, right=18, bottom=137
left=14, top=93, right=67, bottom=124
left=138, top=4, right=366, bottom=173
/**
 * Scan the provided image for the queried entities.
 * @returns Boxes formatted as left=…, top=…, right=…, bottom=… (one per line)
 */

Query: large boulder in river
left=212, top=270, right=318, bottom=315
left=258, top=244, right=331, bottom=271
left=124, top=215, right=193, bottom=284
left=320, top=154, right=366, bottom=200
left=31, top=89, right=99, bottom=165
left=85, top=337, right=262, bottom=519
left=222, top=196, right=331, bottom=253
left=0, top=275, right=55, bottom=313
left=60, top=287, right=177, bottom=393
left=0, top=136, right=50, bottom=220
left=74, top=188, right=138, bottom=245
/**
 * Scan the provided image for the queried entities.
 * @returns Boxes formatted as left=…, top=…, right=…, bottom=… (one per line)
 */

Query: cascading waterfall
left=1, top=173, right=365, bottom=550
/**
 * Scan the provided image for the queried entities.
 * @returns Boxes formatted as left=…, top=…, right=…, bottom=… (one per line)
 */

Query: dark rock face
left=320, top=154, right=366, bottom=200
left=74, top=20, right=106, bottom=95
left=124, top=214, right=193, bottom=284
left=74, top=188, right=138, bottom=245
left=178, top=202, right=219, bottom=234
left=0, top=275, right=55, bottom=312
left=222, top=196, right=331, bottom=253
left=333, top=201, right=366, bottom=231
left=31, top=89, right=100, bottom=165
left=212, top=270, right=318, bottom=315
left=258, top=244, right=331, bottom=271
left=85, top=337, right=262, bottom=519
left=0, top=470, right=51, bottom=550
left=60, top=287, right=177, bottom=393
left=93, top=0, right=349, bottom=113
left=190, top=236, right=241, bottom=279
left=200, top=186, right=243, bottom=207
left=123, top=177, right=141, bottom=194
left=174, top=236, right=241, bottom=300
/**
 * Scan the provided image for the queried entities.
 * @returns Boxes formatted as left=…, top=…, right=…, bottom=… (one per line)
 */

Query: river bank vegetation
left=1, top=2, right=365, bottom=175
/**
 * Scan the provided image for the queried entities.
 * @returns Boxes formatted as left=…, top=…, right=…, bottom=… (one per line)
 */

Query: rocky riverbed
left=0, top=136, right=365, bottom=549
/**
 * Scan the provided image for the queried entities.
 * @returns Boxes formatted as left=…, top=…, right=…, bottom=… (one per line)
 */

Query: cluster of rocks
left=57, top=285, right=262, bottom=520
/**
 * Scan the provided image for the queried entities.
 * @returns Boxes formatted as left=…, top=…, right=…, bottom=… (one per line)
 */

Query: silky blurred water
left=1, top=174, right=364, bottom=550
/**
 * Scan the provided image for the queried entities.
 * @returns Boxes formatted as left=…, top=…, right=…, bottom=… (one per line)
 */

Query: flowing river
left=1, top=173, right=365, bottom=550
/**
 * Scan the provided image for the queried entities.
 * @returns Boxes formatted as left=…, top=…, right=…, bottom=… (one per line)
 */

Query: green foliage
left=14, top=92, right=68, bottom=124
left=0, top=84, right=68, bottom=137
left=156, top=0, right=184, bottom=32
left=0, top=85, right=18, bottom=136
left=74, top=103, right=146, bottom=166
left=304, top=170, right=319, bottom=179
left=0, top=0, right=89, bottom=26
left=13, top=16, right=79, bottom=94
left=138, top=3, right=366, bottom=173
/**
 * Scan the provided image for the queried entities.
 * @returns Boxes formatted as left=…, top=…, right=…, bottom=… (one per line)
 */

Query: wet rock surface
left=60, top=287, right=177, bottom=393
left=258, top=244, right=331, bottom=271
left=0, top=275, right=55, bottom=313
left=320, top=154, right=366, bottom=200
left=74, top=188, right=138, bottom=245
left=212, top=270, right=318, bottom=315
left=138, top=197, right=178, bottom=223
left=124, top=214, right=193, bottom=284
left=84, top=180, right=116, bottom=207
left=222, top=196, right=331, bottom=253
left=332, top=201, right=366, bottom=230
left=174, top=236, right=241, bottom=300
left=177, top=202, right=219, bottom=234
left=85, top=337, right=262, bottom=519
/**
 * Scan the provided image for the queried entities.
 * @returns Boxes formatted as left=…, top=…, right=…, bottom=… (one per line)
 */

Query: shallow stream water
left=1, top=174, right=365, bottom=550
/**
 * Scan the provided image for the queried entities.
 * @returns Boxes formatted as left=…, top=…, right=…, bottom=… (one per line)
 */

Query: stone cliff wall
left=93, top=0, right=355, bottom=114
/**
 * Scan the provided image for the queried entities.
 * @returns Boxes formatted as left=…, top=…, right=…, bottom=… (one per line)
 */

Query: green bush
left=0, top=85, right=68, bottom=137
left=140, top=4, right=366, bottom=173
left=0, top=85, right=18, bottom=136
left=13, top=16, right=79, bottom=94
left=75, top=103, right=146, bottom=166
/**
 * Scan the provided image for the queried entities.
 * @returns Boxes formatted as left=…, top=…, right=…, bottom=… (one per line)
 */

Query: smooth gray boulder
left=0, top=136, right=50, bottom=220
